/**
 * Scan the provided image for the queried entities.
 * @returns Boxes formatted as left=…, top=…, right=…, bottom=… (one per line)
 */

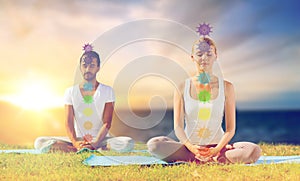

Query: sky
left=0, top=0, right=300, bottom=145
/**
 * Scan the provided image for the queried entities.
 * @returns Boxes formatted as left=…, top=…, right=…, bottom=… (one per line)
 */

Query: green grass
left=1, top=143, right=300, bottom=181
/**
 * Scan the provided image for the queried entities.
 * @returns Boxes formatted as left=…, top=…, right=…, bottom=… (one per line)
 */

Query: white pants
left=34, top=136, right=134, bottom=153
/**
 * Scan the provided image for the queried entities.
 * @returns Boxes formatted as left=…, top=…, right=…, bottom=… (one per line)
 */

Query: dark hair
left=80, top=51, right=100, bottom=67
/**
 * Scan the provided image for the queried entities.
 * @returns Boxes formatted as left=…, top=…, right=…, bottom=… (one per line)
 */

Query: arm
left=93, top=102, right=114, bottom=148
left=207, top=81, right=236, bottom=157
left=173, top=83, right=202, bottom=157
left=65, top=105, right=85, bottom=149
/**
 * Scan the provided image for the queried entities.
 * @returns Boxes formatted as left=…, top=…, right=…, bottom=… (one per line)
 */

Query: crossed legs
left=147, top=136, right=261, bottom=164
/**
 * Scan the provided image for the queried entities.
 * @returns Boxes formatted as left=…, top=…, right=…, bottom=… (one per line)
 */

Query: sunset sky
left=0, top=0, right=299, bottom=144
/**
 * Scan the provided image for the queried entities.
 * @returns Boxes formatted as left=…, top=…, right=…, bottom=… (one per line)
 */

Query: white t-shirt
left=64, top=83, right=115, bottom=138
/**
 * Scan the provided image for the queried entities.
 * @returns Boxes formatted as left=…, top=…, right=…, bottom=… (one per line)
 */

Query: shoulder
left=224, top=80, right=234, bottom=89
left=174, top=79, right=188, bottom=96
left=64, top=84, right=78, bottom=94
left=98, top=83, right=114, bottom=93
left=223, top=80, right=235, bottom=97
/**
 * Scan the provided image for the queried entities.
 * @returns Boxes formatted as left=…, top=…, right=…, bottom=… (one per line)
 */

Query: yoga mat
left=0, top=148, right=148, bottom=154
left=250, top=155, right=300, bottom=165
left=0, top=149, right=42, bottom=154
left=83, top=155, right=300, bottom=167
left=83, top=155, right=186, bottom=167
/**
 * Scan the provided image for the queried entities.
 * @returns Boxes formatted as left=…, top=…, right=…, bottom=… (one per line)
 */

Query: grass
left=1, top=143, right=300, bottom=181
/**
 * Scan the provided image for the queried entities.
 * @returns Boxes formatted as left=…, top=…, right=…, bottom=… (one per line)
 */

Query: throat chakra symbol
left=83, top=95, right=93, bottom=104
left=196, top=23, right=213, bottom=37
left=198, top=90, right=211, bottom=103
left=197, top=40, right=210, bottom=53
left=83, top=82, right=93, bottom=91
left=197, top=73, right=210, bottom=84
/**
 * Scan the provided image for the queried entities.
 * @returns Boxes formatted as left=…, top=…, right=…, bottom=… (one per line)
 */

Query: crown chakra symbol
left=82, top=43, right=93, bottom=52
left=196, top=23, right=213, bottom=37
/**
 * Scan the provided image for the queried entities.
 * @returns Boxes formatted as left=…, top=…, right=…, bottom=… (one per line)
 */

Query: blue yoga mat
left=83, top=155, right=300, bottom=167
left=83, top=155, right=185, bottom=166
left=0, top=149, right=42, bottom=154
left=0, top=148, right=148, bottom=154
left=250, top=155, right=300, bottom=165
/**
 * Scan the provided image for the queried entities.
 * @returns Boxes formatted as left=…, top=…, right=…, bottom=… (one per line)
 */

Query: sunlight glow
left=1, top=80, right=62, bottom=111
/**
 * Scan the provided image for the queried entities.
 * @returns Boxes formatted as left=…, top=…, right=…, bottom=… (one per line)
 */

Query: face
left=80, top=57, right=100, bottom=81
left=192, top=45, right=217, bottom=71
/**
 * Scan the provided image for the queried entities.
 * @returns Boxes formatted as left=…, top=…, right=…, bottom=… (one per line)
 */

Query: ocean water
left=113, top=109, right=300, bottom=144
left=233, top=110, right=300, bottom=144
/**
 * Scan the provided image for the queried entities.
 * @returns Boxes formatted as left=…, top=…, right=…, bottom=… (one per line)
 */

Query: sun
left=3, top=80, right=62, bottom=111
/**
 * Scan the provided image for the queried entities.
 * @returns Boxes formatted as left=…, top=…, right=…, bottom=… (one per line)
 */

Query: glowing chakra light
left=82, top=55, right=93, bottom=64
left=83, top=134, right=93, bottom=143
left=198, top=90, right=211, bottom=103
left=83, top=95, right=93, bottom=104
left=83, top=107, right=93, bottom=116
left=196, top=23, right=213, bottom=37
left=82, top=43, right=93, bottom=52
left=197, top=127, right=211, bottom=139
left=197, top=40, right=210, bottom=53
left=83, top=121, right=93, bottom=130
left=83, top=82, right=93, bottom=91
left=197, top=73, right=210, bottom=84
left=198, top=107, right=211, bottom=121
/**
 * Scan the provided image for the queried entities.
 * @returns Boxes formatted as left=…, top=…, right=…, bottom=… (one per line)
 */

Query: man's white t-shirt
left=64, top=83, right=115, bottom=138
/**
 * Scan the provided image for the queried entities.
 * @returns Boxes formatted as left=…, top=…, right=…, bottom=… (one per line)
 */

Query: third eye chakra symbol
left=197, top=41, right=210, bottom=53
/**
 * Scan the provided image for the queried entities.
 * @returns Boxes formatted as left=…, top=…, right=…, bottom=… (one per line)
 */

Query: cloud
left=0, top=0, right=299, bottom=110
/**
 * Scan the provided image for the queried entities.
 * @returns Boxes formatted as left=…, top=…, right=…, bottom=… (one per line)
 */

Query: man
left=34, top=44, right=134, bottom=152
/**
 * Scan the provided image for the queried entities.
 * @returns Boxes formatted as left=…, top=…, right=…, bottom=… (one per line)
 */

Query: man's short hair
left=80, top=51, right=100, bottom=67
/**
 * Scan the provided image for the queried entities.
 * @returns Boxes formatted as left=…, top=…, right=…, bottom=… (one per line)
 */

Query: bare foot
left=50, top=142, right=77, bottom=153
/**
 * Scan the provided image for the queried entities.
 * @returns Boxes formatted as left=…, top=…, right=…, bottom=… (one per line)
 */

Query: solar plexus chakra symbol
left=198, top=107, right=211, bottom=121
left=83, top=107, right=93, bottom=117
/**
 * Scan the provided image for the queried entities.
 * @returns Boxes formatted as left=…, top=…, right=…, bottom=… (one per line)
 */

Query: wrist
left=184, top=141, right=193, bottom=150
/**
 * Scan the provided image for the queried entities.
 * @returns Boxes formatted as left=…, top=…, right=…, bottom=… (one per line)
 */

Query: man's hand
left=73, top=141, right=95, bottom=150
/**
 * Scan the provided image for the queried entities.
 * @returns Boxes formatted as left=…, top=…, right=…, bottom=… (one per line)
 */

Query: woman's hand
left=195, top=146, right=221, bottom=161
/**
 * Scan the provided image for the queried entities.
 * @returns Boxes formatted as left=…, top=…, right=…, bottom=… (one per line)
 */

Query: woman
left=147, top=37, right=261, bottom=164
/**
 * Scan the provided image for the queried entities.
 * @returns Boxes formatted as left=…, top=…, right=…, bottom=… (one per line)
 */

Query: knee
left=147, top=136, right=169, bottom=154
left=107, top=136, right=135, bottom=152
left=34, top=137, right=47, bottom=149
left=251, top=144, right=262, bottom=161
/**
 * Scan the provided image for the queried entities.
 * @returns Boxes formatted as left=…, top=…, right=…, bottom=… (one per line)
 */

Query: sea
left=113, top=109, right=300, bottom=144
